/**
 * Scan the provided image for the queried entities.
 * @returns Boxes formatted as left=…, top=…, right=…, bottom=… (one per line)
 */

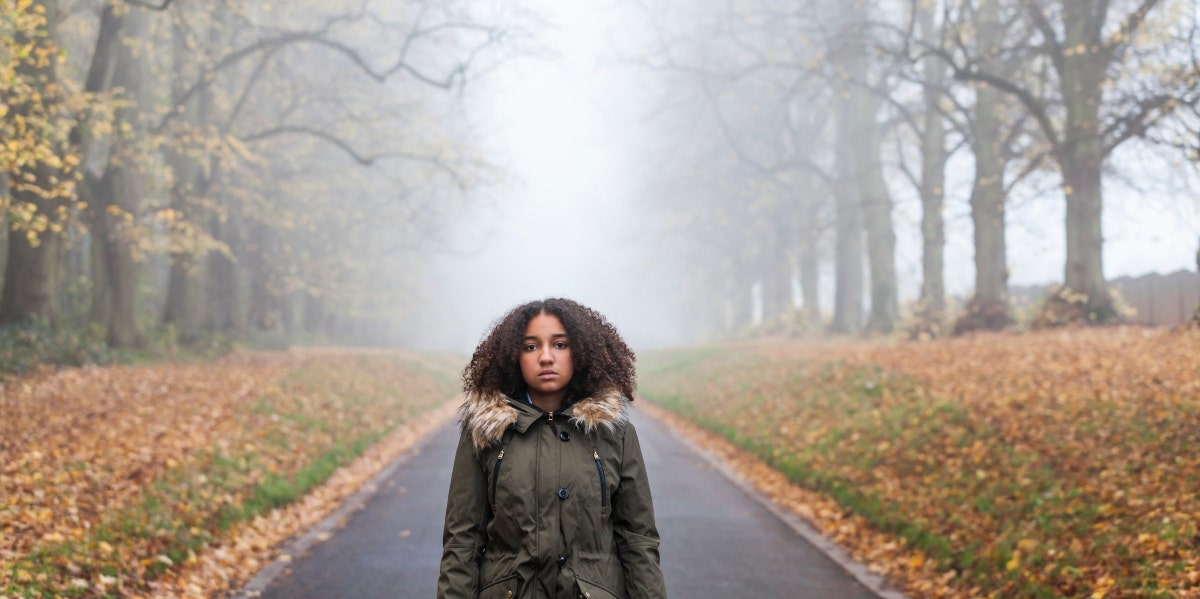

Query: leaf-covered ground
left=0, top=349, right=462, bottom=598
left=638, top=327, right=1200, bottom=598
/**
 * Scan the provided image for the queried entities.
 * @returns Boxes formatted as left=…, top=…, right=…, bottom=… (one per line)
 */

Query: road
left=255, top=408, right=890, bottom=598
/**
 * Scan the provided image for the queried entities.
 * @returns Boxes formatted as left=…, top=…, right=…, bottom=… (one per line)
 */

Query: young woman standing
left=438, top=298, right=666, bottom=599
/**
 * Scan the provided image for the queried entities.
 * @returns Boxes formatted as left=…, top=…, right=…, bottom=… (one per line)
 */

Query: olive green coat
left=438, top=388, right=666, bottom=599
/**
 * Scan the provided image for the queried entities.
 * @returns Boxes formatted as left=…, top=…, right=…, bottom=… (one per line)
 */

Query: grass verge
left=638, top=328, right=1200, bottom=598
left=2, top=349, right=461, bottom=598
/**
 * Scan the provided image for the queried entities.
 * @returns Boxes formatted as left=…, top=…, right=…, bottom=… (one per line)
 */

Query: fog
left=409, top=0, right=685, bottom=353
left=6, top=0, right=1196, bottom=354
left=403, top=0, right=1200, bottom=353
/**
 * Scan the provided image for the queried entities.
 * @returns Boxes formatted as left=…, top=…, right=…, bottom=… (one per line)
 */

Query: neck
left=529, top=391, right=564, bottom=413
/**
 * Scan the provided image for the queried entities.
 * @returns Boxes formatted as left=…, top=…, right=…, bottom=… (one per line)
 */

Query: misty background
left=3, top=0, right=1199, bottom=360
left=417, top=0, right=1200, bottom=352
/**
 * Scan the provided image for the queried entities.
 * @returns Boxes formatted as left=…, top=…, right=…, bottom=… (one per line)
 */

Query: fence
left=1111, top=270, right=1200, bottom=328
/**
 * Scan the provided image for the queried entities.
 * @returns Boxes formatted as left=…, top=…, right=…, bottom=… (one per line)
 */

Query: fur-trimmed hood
left=459, top=387, right=630, bottom=452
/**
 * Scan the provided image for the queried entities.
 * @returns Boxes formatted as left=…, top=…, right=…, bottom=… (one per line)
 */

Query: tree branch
left=241, top=125, right=467, bottom=187
left=953, top=67, right=1060, bottom=154
left=124, top=0, right=174, bottom=10
left=1103, top=0, right=1162, bottom=62
left=1019, top=0, right=1066, bottom=75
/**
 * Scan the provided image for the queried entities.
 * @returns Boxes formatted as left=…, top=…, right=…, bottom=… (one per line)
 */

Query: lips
left=537, top=370, right=558, bottom=379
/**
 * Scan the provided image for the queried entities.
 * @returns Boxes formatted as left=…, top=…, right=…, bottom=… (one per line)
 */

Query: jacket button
left=559, top=431, right=571, bottom=442
left=557, top=487, right=569, bottom=500
left=557, top=555, right=567, bottom=568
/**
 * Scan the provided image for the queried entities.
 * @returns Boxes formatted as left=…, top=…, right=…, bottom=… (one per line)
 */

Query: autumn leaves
left=1, top=350, right=459, bottom=598
left=639, top=328, right=1200, bottom=598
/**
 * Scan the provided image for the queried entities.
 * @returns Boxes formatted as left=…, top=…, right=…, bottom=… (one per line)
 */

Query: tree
left=940, top=0, right=1192, bottom=323
left=0, top=0, right=76, bottom=323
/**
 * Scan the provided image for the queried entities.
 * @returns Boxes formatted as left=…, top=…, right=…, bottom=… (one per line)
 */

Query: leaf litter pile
left=1, top=349, right=461, bottom=598
left=638, top=327, right=1200, bottom=598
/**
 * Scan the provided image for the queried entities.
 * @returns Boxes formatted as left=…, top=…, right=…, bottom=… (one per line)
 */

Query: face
left=520, top=312, right=574, bottom=407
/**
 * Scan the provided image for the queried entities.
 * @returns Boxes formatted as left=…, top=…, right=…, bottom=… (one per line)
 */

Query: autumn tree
left=0, top=0, right=77, bottom=323
left=934, top=0, right=1197, bottom=324
left=1, top=0, right=515, bottom=349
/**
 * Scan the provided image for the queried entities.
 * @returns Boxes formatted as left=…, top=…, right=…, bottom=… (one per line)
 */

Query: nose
left=538, top=345, right=554, bottom=364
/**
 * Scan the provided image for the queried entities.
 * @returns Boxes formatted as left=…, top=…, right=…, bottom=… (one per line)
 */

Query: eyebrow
left=523, top=333, right=569, bottom=341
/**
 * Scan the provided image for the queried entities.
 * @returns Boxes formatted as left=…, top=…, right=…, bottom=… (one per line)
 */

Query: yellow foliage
left=643, top=327, right=1200, bottom=597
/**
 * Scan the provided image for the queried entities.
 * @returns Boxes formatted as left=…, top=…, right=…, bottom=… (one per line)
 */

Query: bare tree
left=936, top=0, right=1193, bottom=323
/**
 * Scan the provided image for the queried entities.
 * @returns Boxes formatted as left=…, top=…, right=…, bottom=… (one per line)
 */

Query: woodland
left=633, top=0, right=1200, bottom=339
left=4, top=0, right=1200, bottom=366
left=1, top=0, right=515, bottom=368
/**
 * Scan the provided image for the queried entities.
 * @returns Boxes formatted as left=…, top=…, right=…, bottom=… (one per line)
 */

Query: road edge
left=636, top=402, right=911, bottom=599
left=227, top=403, right=458, bottom=598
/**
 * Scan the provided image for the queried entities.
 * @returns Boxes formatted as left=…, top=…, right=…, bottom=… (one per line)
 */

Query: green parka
left=438, top=387, right=666, bottom=599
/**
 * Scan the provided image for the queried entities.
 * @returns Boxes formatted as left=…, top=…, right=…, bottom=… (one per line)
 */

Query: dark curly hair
left=463, top=298, right=636, bottom=402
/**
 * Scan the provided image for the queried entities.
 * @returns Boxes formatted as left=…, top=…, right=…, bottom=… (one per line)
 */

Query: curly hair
left=463, top=298, right=636, bottom=402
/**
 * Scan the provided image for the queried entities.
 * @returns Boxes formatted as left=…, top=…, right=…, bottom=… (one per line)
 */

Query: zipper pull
left=548, top=411, right=554, bottom=422
left=593, top=451, right=600, bottom=460
left=497, top=450, right=504, bottom=460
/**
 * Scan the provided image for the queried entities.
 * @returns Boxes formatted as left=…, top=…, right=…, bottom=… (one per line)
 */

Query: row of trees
left=634, top=0, right=1200, bottom=338
left=1, top=0, right=515, bottom=348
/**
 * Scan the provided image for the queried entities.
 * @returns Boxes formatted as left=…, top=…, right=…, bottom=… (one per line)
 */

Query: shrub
left=0, top=317, right=115, bottom=375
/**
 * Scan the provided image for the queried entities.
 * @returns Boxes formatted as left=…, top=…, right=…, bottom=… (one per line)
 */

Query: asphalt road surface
left=257, top=408, right=885, bottom=598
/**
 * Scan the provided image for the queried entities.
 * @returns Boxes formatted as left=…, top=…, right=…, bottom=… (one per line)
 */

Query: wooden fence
left=1111, top=270, right=1200, bottom=328
left=1008, top=269, right=1200, bottom=328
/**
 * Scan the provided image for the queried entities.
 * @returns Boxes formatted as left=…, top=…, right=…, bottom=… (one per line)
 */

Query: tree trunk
left=829, top=57, right=867, bottom=332
left=95, top=169, right=140, bottom=347
left=247, top=225, right=279, bottom=332
left=959, top=0, right=1012, bottom=333
left=797, top=196, right=820, bottom=327
left=0, top=174, right=8, bottom=292
left=862, top=95, right=898, bottom=334
left=830, top=165, right=864, bottom=334
left=90, top=7, right=149, bottom=348
left=1057, top=3, right=1113, bottom=321
left=760, top=206, right=793, bottom=328
left=918, top=2, right=947, bottom=320
left=0, top=0, right=64, bottom=324
left=87, top=207, right=112, bottom=326
left=206, top=208, right=247, bottom=333
left=163, top=9, right=221, bottom=340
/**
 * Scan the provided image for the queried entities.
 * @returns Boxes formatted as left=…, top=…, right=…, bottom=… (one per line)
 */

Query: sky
left=411, top=0, right=1200, bottom=354
left=413, top=0, right=682, bottom=353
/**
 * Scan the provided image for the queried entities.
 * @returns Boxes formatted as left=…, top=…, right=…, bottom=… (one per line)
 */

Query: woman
left=438, top=298, right=667, bottom=599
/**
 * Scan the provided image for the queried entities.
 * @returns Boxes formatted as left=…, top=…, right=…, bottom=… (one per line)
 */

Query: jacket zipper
left=594, top=450, right=608, bottom=508
left=490, top=449, right=504, bottom=504
left=547, top=411, right=558, bottom=436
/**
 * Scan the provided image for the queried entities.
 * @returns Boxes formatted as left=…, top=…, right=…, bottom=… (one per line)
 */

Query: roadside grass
left=638, top=328, right=1200, bottom=598
left=1, top=350, right=461, bottom=598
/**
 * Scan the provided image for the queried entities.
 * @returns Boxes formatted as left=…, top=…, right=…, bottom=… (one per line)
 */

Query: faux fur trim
left=459, top=391, right=519, bottom=453
left=460, top=387, right=629, bottom=452
left=567, top=387, right=629, bottom=436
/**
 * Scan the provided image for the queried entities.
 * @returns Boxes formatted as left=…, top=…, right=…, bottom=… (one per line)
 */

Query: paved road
left=259, top=409, right=882, bottom=598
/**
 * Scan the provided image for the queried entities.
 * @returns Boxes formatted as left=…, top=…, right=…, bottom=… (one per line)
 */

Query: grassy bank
left=638, top=328, right=1200, bottom=598
left=1, top=349, right=461, bottom=598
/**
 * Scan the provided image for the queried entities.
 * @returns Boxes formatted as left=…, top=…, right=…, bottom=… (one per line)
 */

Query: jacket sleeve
left=438, top=427, right=490, bottom=599
left=611, top=421, right=668, bottom=599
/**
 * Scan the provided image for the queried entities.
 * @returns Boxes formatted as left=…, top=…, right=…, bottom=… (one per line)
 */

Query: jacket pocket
left=592, top=450, right=608, bottom=509
left=575, top=576, right=622, bottom=599
left=489, top=449, right=505, bottom=506
left=478, top=573, right=518, bottom=599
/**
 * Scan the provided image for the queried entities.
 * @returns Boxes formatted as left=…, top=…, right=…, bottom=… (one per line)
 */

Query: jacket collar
left=459, top=387, right=629, bottom=452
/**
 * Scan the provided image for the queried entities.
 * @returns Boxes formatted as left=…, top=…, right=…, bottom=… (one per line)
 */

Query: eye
left=523, top=344, right=537, bottom=352
left=554, top=341, right=569, bottom=350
